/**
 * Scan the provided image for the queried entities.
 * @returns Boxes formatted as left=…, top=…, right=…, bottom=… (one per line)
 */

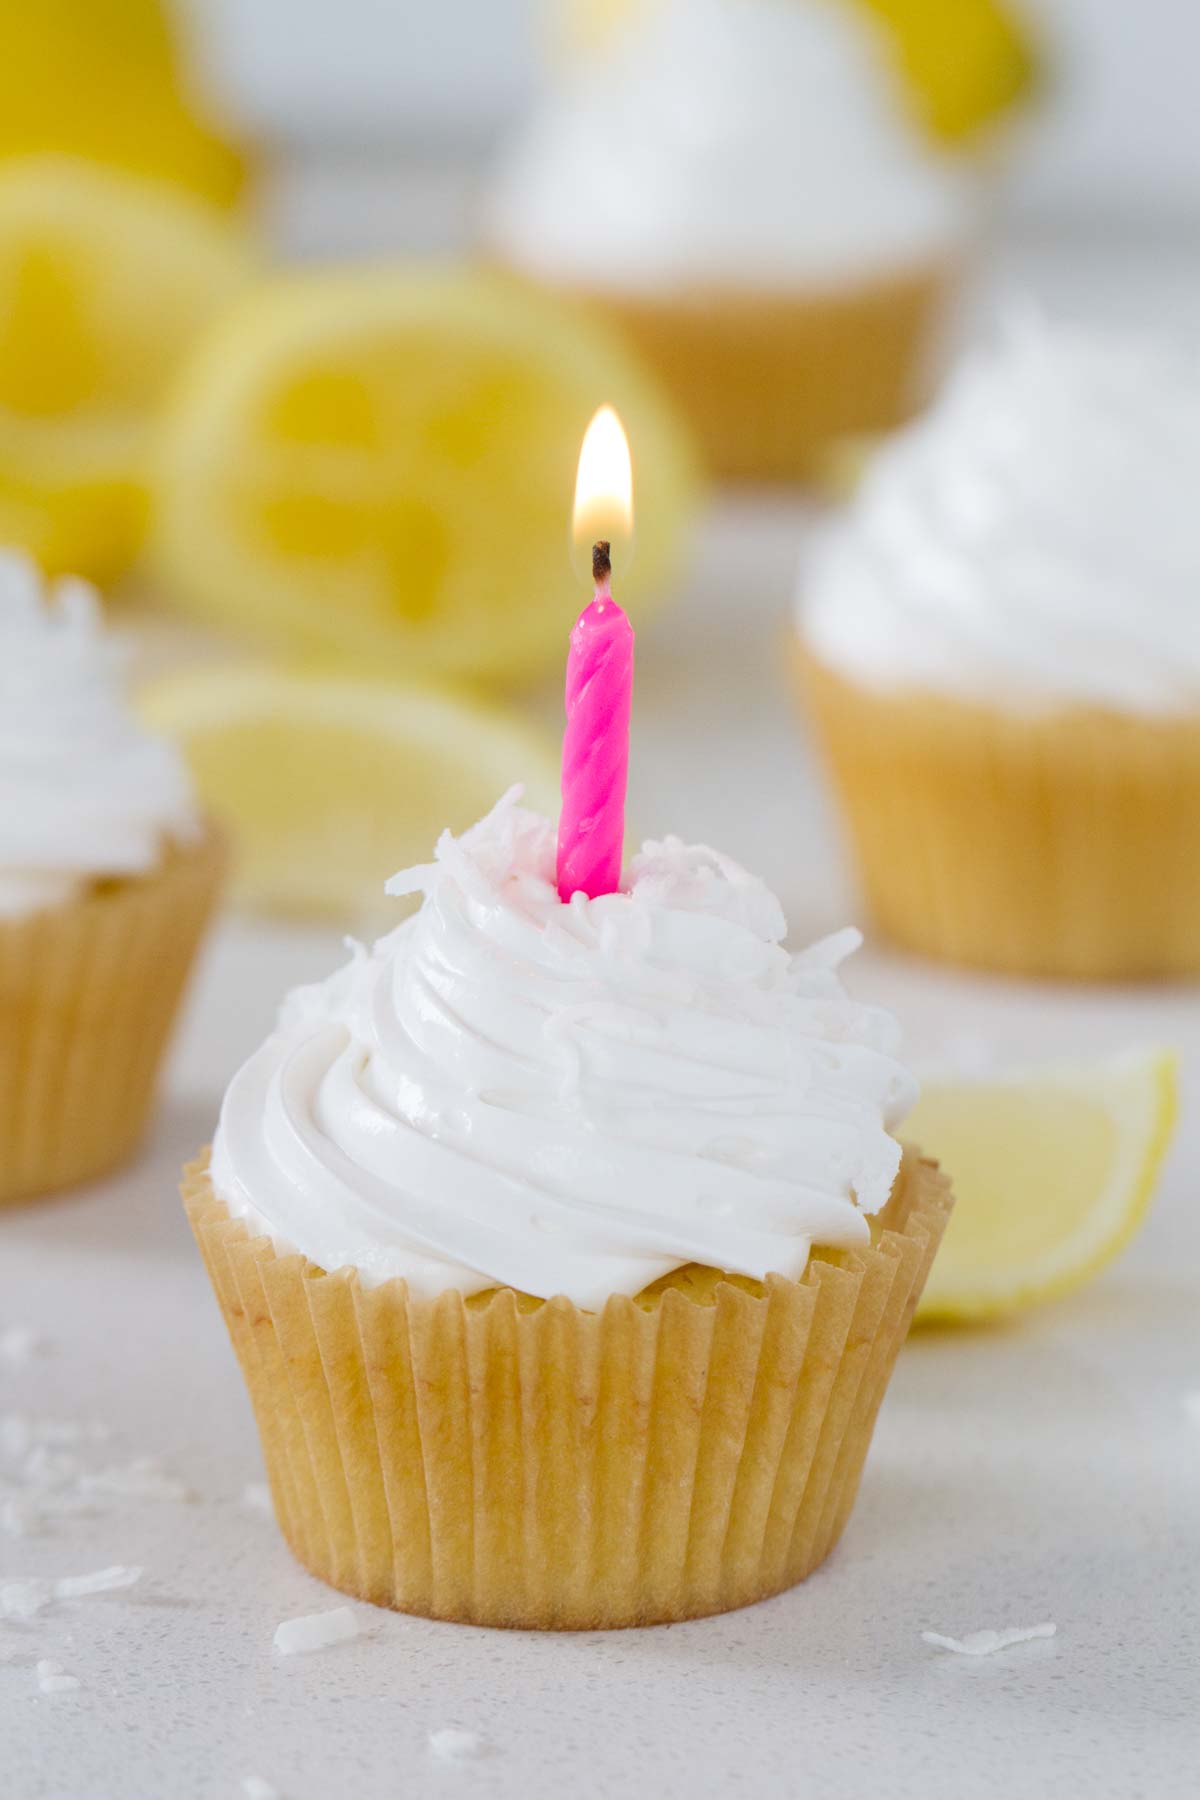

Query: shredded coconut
left=242, top=1779, right=279, bottom=1800
left=1182, top=1392, right=1200, bottom=1424
left=922, top=1623, right=1056, bottom=1657
left=0, top=1416, right=108, bottom=1458
left=3, top=1564, right=144, bottom=1615
left=0, top=1327, right=42, bottom=1364
left=272, top=1607, right=359, bottom=1656
left=242, top=1483, right=272, bottom=1515
left=429, top=1728, right=487, bottom=1761
left=36, top=1659, right=80, bottom=1694
left=80, top=1459, right=192, bottom=1503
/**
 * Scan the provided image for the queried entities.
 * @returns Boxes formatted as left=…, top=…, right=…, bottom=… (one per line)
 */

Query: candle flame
left=572, top=405, right=633, bottom=581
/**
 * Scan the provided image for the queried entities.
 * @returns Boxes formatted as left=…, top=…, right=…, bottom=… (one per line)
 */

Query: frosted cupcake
left=184, top=789, right=952, bottom=1629
left=0, top=554, right=224, bottom=1202
left=797, top=317, right=1200, bottom=979
left=485, top=0, right=973, bottom=482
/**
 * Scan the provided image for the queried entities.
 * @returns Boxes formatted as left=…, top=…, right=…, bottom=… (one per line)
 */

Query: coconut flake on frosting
left=486, top=0, right=969, bottom=292
left=801, top=314, right=1200, bottom=713
left=211, top=790, right=916, bottom=1308
left=0, top=551, right=198, bottom=920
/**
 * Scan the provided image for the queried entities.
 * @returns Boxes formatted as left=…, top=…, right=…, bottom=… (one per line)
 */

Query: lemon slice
left=0, top=158, right=253, bottom=581
left=911, top=1049, right=1178, bottom=1323
left=150, top=269, right=697, bottom=684
left=142, top=665, right=562, bottom=922
left=0, top=0, right=247, bottom=207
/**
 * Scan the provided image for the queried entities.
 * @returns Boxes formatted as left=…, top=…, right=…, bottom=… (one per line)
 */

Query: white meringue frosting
left=486, top=0, right=970, bottom=291
left=211, top=790, right=917, bottom=1307
left=801, top=316, right=1200, bottom=713
left=0, top=553, right=198, bottom=919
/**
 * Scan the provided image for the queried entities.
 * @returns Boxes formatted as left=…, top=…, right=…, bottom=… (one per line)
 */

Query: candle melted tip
left=592, top=541, right=612, bottom=587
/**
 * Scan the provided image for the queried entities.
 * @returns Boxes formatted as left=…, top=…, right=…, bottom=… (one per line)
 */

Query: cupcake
left=184, top=789, right=951, bottom=1629
left=797, top=317, right=1200, bottom=979
left=485, top=0, right=974, bottom=483
left=0, top=553, right=224, bottom=1203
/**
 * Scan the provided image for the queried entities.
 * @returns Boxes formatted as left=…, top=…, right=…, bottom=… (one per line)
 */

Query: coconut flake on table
left=2, top=1564, right=143, bottom=1618
left=0, top=1326, right=43, bottom=1364
left=0, top=1415, right=109, bottom=1458
left=272, top=1607, right=359, bottom=1656
left=80, top=1458, right=193, bottom=1503
left=1182, top=1392, right=1200, bottom=1424
left=35, top=1659, right=81, bottom=1694
left=922, top=1623, right=1057, bottom=1657
left=241, top=1483, right=272, bottom=1515
left=241, top=1778, right=279, bottom=1799
left=428, top=1728, right=487, bottom=1761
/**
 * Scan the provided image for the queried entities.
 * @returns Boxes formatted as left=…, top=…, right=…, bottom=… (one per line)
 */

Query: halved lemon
left=911, top=1049, right=1178, bottom=1323
left=0, top=0, right=247, bottom=207
left=141, top=665, right=561, bottom=922
left=0, top=157, right=254, bottom=580
left=150, top=269, right=697, bottom=684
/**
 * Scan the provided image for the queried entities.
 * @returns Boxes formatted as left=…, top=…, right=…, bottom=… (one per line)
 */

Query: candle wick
left=591, top=540, right=612, bottom=590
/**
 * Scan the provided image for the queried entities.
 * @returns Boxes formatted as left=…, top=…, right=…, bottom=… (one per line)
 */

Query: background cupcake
left=486, top=0, right=975, bottom=482
left=797, top=315, right=1200, bottom=979
left=0, top=553, right=223, bottom=1202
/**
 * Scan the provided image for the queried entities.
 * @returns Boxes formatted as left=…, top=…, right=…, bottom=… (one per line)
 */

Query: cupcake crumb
left=429, top=1728, right=487, bottom=1762
left=922, top=1623, right=1056, bottom=1657
left=273, top=1607, right=358, bottom=1657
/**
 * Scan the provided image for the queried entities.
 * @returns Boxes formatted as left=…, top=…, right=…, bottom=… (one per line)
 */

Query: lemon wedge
left=911, top=1049, right=1178, bottom=1323
left=150, top=269, right=697, bottom=684
left=0, top=158, right=253, bottom=580
left=141, top=665, right=561, bottom=922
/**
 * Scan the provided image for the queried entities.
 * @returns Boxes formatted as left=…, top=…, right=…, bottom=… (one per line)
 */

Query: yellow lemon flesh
left=911, top=1049, right=1177, bottom=1323
left=0, top=0, right=246, bottom=207
left=150, top=270, right=698, bottom=684
left=142, top=665, right=562, bottom=923
left=0, top=158, right=253, bottom=581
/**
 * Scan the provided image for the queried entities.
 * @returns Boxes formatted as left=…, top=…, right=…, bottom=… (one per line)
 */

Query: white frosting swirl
left=212, top=790, right=916, bottom=1307
left=0, top=553, right=198, bottom=919
left=486, top=0, right=970, bottom=291
left=801, top=316, right=1200, bottom=713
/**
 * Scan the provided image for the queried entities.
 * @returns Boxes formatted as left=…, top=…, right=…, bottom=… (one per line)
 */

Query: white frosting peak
left=487, top=0, right=970, bottom=290
left=212, top=791, right=916, bottom=1307
left=0, top=553, right=198, bottom=919
left=801, top=315, right=1200, bottom=712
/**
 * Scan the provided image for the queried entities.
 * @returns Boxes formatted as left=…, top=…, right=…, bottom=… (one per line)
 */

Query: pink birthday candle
left=556, top=539, right=634, bottom=902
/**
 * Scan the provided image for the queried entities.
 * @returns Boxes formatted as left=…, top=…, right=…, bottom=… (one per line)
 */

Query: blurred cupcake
left=797, top=317, right=1200, bottom=980
left=486, top=0, right=974, bottom=482
left=0, top=554, right=224, bottom=1203
left=184, top=791, right=951, bottom=1629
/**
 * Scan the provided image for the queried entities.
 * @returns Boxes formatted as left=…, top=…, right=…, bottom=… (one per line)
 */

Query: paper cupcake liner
left=799, top=649, right=1200, bottom=978
left=514, top=262, right=956, bottom=484
left=0, top=828, right=225, bottom=1205
left=183, top=1148, right=952, bottom=1630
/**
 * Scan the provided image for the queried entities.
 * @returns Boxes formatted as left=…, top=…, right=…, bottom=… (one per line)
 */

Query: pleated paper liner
left=0, top=826, right=226, bottom=1205
left=502, top=260, right=956, bottom=484
left=798, top=648, right=1200, bottom=979
left=183, top=1147, right=952, bottom=1630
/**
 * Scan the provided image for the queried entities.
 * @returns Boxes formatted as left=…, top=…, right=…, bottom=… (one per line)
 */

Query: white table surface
left=6, top=228, right=1200, bottom=1799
